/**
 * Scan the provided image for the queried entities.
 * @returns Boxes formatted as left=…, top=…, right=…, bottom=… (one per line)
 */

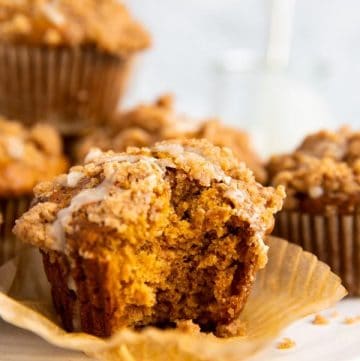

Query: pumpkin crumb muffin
left=0, top=0, right=151, bottom=134
left=268, top=127, right=360, bottom=295
left=0, top=117, right=68, bottom=264
left=75, top=95, right=267, bottom=183
left=14, top=139, right=284, bottom=337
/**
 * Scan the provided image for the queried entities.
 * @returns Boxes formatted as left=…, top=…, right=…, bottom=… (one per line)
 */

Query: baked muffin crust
left=14, top=139, right=284, bottom=336
left=0, top=0, right=150, bottom=55
left=0, top=118, right=68, bottom=196
left=268, top=128, right=360, bottom=213
left=75, top=95, right=267, bottom=182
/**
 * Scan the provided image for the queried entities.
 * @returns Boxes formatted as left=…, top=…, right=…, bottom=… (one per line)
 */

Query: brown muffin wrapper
left=273, top=210, right=360, bottom=296
left=0, top=236, right=346, bottom=361
left=42, top=249, right=117, bottom=337
left=41, top=249, right=257, bottom=338
left=0, top=196, right=31, bottom=265
left=0, top=44, right=132, bottom=135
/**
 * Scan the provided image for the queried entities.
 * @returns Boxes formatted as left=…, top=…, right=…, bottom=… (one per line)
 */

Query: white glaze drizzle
left=84, top=148, right=103, bottom=163
left=5, top=136, right=25, bottom=159
left=52, top=145, right=234, bottom=251
left=66, top=171, right=84, bottom=188
left=51, top=155, right=166, bottom=251
left=154, top=143, right=231, bottom=185
left=224, top=188, right=246, bottom=204
left=42, top=3, right=65, bottom=26
left=51, top=175, right=115, bottom=251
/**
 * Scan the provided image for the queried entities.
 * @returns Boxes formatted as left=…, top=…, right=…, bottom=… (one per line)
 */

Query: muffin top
left=75, top=95, right=267, bottom=182
left=268, top=128, right=360, bottom=212
left=0, top=118, right=68, bottom=197
left=0, top=0, right=150, bottom=55
left=14, top=139, right=284, bottom=268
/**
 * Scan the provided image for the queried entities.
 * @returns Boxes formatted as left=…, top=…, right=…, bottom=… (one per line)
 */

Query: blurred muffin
left=268, top=127, right=360, bottom=295
left=0, top=118, right=68, bottom=264
left=14, top=139, right=284, bottom=337
left=0, top=0, right=150, bottom=134
left=75, top=95, right=267, bottom=182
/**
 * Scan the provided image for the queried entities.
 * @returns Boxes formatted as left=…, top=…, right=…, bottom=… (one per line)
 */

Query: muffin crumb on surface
left=276, top=337, right=296, bottom=350
left=312, top=314, right=329, bottom=325
left=343, top=315, right=360, bottom=325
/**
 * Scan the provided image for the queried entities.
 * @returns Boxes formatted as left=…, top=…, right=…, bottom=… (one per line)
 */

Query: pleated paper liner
left=274, top=211, right=360, bottom=296
left=0, top=44, right=132, bottom=135
left=0, top=237, right=346, bottom=361
left=0, top=196, right=31, bottom=266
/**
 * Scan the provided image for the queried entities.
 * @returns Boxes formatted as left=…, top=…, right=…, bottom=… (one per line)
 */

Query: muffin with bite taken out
left=14, top=139, right=284, bottom=337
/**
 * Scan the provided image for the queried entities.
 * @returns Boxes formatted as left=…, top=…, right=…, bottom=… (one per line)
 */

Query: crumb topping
left=75, top=95, right=266, bottom=182
left=268, top=128, right=360, bottom=212
left=14, top=139, right=284, bottom=334
left=0, top=118, right=68, bottom=196
left=16, top=139, right=283, bottom=260
left=0, top=0, right=150, bottom=56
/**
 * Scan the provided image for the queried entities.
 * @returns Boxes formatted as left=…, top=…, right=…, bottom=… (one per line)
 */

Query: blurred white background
left=123, top=0, right=360, bottom=154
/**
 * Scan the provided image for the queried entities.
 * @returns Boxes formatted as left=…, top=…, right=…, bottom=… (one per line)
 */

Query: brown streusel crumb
left=0, top=0, right=150, bottom=55
left=175, top=320, right=201, bottom=334
left=268, top=127, right=360, bottom=212
left=0, top=118, right=68, bottom=197
left=75, top=95, right=267, bottom=183
left=276, top=338, right=296, bottom=350
left=14, top=139, right=284, bottom=337
left=312, top=314, right=329, bottom=325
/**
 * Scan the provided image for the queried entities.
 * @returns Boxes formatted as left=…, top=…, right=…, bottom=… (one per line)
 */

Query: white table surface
left=1, top=299, right=360, bottom=361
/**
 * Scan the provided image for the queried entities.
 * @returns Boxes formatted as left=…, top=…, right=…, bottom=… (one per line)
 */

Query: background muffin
left=75, top=95, right=267, bottom=182
left=0, top=0, right=150, bottom=134
left=268, top=127, right=360, bottom=295
left=0, top=118, right=68, bottom=264
left=14, top=139, right=284, bottom=337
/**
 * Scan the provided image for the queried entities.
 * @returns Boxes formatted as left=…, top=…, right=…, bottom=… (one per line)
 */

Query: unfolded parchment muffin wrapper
left=0, top=44, right=132, bottom=135
left=0, top=237, right=346, bottom=361
left=0, top=196, right=31, bottom=265
left=274, top=211, right=360, bottom=296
